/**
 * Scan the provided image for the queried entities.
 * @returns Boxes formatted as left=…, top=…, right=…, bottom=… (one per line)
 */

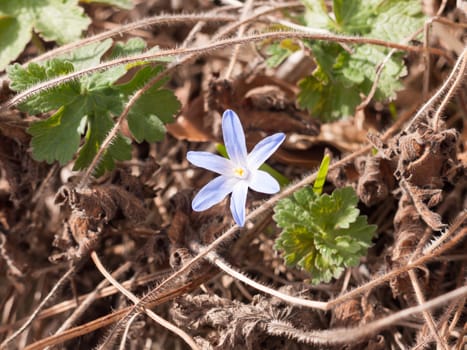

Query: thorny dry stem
left=0, top=2, right=301, bottom=84
left=432, top=47, right=467, bottom=131
left=196, top=211, right=466, bottom=313
left=118, top=312, right=139, bottom=350
left=201, top=248, right=328, bottom=310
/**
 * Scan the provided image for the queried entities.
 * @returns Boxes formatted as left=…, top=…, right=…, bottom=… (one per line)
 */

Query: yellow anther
left=234, top=167, right=245, bottom=178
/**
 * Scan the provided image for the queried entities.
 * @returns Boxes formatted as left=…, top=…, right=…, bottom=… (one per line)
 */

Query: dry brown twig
left=89, top=251, right=200, bottom=350
left=0, top=267, right=75, bottom=349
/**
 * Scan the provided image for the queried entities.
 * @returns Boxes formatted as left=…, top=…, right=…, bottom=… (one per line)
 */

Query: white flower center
left=233, top=166, right=248, bottom=179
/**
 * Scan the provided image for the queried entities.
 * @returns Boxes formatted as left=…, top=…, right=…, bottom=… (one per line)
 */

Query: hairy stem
left=405, top=47, right=467, bottom=132
left=1, top=31, right=446, bottom=112
left=224, top=0, right=255, bottom=79
left=268, top=284, right=467, bottom=346
left=200, top=247, right=328, bottom=310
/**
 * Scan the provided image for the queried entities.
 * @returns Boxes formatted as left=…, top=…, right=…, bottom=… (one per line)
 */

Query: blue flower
left=187, top=109, right=285, bottom=227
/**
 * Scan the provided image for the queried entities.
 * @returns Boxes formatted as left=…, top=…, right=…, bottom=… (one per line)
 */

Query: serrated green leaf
left=274, top=186, right=376, bottom=284
left=298, top=43, right=406, bottom=121
left=28, top=101, right=85, bottom=164
left=311, top=187, right=359, bottom=230
left=127, top=87, right=181, bottom=142
left=369, top=0, right=424, bottom=42
left=109, top=38, right=147, bottom=60
left=8, top=60, right=80, bottom=114
left=0, top=0, right=90, bottom=70
left=31, top=0, right=90, bottom=44
left=59, top=39, right=113, bottom=70
left=296, top=0, right=425, bottom=121
left=73, top=113, right=132, bottom=176
left=9, top=37, right=177, bottom=176
left=7, top=60, right=75, bottom=92
left=298, top=74, right=361, bottom=121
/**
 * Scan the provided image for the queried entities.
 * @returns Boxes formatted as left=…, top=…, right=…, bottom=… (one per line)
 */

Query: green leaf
left=310, top=187, right=360, bottom=230
left=312, top=154, right=330, bottom=195
left=58, top=39, right=113, bottom=70
left=73, top=113, right=132, bottom=176
left=109, top=37, right=147, bottom=59
left=298, top=73, right=361, bottom=121
left=265, top=39, right=300, bottom=68
left=302, top=0, right=333, bottom=30
left=127, top=86, right=181, bottom=142
left=0, top=16, right=32, bottom=71
left=0, top=0, right=90, bottom=70
left=368, top=0, right=424, bottom=42
left=8, top=39, right=179, bottom=176
left=30, top=0, right=90, bottom=44
left=7, top=60, right=80, bottom=114
left=332, top=0, right=375, bottom=34
left=28, top=101, right=85, bottom=164
left=296, top=0, right=425, bottom=121
left=80, top=0, right=133, bottom=9
left=115, top=65, right=164, bottom=95
left=274, top=186, right=377, bottom=284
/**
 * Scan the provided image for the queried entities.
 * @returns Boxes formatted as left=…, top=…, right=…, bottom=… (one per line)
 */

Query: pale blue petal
left=247, top=133, right=285, bottom=170
left=192, top=176, right=238, bottom=211
left=187, top=151, right=232, bottom=175
left=249, top=170, right=280, bottom=194
left=230, top=181, right=248, bottom=227
left=222, top=109, right=247, bottom=165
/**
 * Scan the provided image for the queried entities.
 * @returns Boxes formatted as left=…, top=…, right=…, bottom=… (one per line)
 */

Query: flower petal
left=187, top=151, right=232, bottom=175
left=192, top=176, right=238, bottom=211
left=222, top=109, right=247, bottom=165
left=247, top=133, right=285, bottom=169
left=249, top=170, right=280, bottom=194
left=230, top=181, right=248, bottom=227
